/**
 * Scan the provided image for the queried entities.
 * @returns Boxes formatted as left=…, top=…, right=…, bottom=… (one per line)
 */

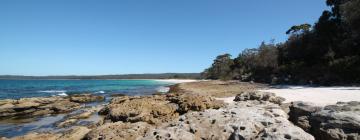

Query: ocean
left=0, top=79, right=173, bottom=138
left=0, top=79, right=172, bottom=100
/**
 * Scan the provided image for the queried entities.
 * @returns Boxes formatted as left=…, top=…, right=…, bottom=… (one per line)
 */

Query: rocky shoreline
left=0, top=94, right=105, bottom=119
left=0, top=81, right=359, bottom=140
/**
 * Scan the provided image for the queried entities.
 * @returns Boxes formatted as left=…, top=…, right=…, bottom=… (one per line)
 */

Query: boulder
left=142, top=101, right=314, bottom=140
left=234, top=91, right=285, bottom=105
left=85, top=122, right=152, bottom=140
left=105, top=96, right=179, bottom=125
left=102, top=94, right=225, bottom=125
left=288, top=101, right=360, bottom=140
left=166, top=93, right=225, bottom=114
left=288, top=101, right=322, bottom=132
left=309, top=101, right=360, bottom=140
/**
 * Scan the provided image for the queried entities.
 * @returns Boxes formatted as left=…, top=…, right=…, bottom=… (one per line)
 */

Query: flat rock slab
left=142, top=101, right=314, bottom=140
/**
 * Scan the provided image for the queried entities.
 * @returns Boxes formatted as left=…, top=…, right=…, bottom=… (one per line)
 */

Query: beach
left=154, top=79, right=199, bottom=83
left=0, top=80, right=359, bottom=140
left=260, top=86, right=360, bottom=106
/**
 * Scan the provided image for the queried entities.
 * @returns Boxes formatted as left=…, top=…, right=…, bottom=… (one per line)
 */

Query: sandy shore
left=2, top=80, right=358, bottom=139
left=172, top=81, right=360, bottom=107
left=217, top=86, right=360, bottom=106
left=260, top=86, right=360, bottom=106
left=154, top=79, right=199, bottom=83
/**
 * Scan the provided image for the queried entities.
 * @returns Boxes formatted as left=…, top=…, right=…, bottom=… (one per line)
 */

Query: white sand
left=215, top=86, right=360, bottom=106
left=216, top=97, right=236, bottom=104
left=260, top=86, right=360, bottom=106
left=154, top=79, right=199, bottom=84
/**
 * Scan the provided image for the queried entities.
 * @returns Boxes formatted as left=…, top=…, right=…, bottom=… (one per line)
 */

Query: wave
left=157, top=86, right=170, bottom=93
left=95, top=91, right=106, bottom=94
left=39, top=90, right=67, bottom=93
left=57, top=93, right=68, bottom=96
left=39, top=90, right=68, bottom=97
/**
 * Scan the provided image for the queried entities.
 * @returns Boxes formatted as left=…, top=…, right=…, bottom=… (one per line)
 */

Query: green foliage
left=202, top=0, right=360, bottom=85
left=201, top=54, right=234, bottom=80
left=341, top=0, right=360, bottom=32
left=233, top=41, right=279, bottom=83
left=286, top=24, right=311, bottom=35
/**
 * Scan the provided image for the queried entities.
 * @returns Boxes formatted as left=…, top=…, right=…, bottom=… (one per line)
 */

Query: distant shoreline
left=0, top=73, right=201, bottom=80
left=0, top=79, right=199, bottom=81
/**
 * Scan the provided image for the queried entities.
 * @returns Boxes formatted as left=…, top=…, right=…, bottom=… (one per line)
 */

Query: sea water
left=0, top=79, right=172, bottom=99
left=0, top=79, right=173, bottom=138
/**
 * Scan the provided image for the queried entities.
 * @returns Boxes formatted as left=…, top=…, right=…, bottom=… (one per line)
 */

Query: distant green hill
left=0, top=73, right=201, bottom=80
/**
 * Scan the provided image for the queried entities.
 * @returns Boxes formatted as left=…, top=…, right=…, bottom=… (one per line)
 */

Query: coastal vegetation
left=202, top=0, right=360, bottom=85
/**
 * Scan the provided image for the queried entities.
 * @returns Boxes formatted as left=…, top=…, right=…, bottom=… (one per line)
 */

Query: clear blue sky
left=0, top=0, right=328, bottom=76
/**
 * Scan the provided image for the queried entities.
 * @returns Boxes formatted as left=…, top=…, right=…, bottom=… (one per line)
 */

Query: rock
left=288, top=101, right=360, bottom=140
left=85, top=122, right=152, bottom=140
left=69, top=94, right=105, bottom=103
left=98, top=106, right=109, bottom=115
left=172, top=81, right=266, bottom=98
left=0, top=99, right=16, bottom=106
left=288, top=101, right=322, bottom=132
left=9, top=133, right=61, bottom=140
left=152, top=92, right=164, bottom=96
left=109, top=93, right=127, bottom=97
left=0, top=103, right=16, bottom=117
left=142, top=101, right=314, bottom=140
left=58, top=126, right=91, bottom=140
left=0, top=96, right=82, bottom=119
left=69, top=110, right=94, bottom=119
left=31, top=109, right=54, bottom=116
left=0, top=103, right=15, bottom=109
left=102, top=94, right=225, bottom=125
left=8, top=126, right=90, bottom=140
left=40, top=99, right=80, bottom=113
left=309, top=101, right=360, bottom=140
left=57, top=106, right=101, bottom=128
left=234, top=91, right=285, bottom=105
left=166, top=93, right=225, bottom=114
left=105, top=96, right=179, bottom=125
left=57, top=119, right=78, bottom=128
left=13, top=101, right=40, bottom=110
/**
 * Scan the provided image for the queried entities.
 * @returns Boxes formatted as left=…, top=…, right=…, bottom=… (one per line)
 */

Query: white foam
left=157, top=86, right=170, bottom=93
left=39, top=90, right=67, bottom=93
left=57, top=93, right=68, bottom=96
left=95, top=91, right=106, bottom=94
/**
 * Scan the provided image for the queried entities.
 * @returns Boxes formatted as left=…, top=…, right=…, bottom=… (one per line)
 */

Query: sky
left=0, top=0, right=328, bottom=76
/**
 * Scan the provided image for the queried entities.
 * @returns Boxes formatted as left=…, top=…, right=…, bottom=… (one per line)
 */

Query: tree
left=201, top=54, right=234, bottom=80
left=202, top=0, right=360, bottom=84
left=341, top=0, right=360, bottom=33
left=286, top=24, right=311, bottom=35
left=232, top=41, right=279, bottom=83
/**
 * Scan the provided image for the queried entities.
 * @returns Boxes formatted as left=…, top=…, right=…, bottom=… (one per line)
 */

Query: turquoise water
left=0, top=79, right=172, bottom=138
left=0, top=80, right=171, bottom=99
